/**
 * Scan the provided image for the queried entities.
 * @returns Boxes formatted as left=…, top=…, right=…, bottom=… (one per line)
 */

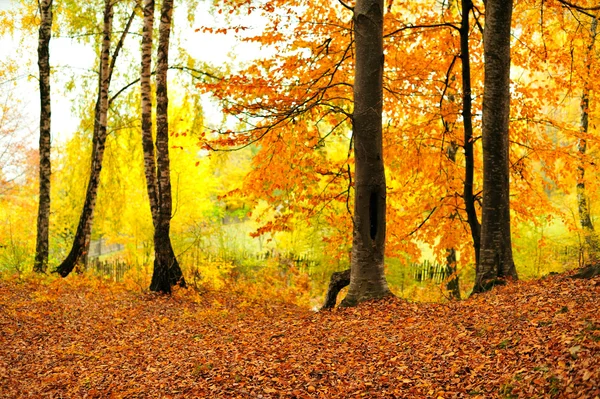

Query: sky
left=0, top=0, right=267, bottom=146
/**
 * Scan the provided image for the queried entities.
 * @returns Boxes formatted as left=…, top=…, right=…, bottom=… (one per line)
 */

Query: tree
left=459, top=0, right=481, bottom=268
left=197, top=0, right=600, bottom=297
left=56, top=0, right=136, bottom=277
left=33, top=0, right=52, bottom=273
left=0, top=94, right=33, bottom=195
left=339, top=0, right=392, bottom=307
left=440, top=0, right=481, bottom=300
left=141, top=0, right=159, bottom=231
left=577, top=16, right=599, bottom=261
left=146, top=0, right=185, bottom=293
left=473, top=0, right=518, bottom=293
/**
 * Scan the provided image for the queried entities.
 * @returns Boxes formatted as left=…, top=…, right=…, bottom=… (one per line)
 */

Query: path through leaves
left=0, top=273, right=599, bottom=398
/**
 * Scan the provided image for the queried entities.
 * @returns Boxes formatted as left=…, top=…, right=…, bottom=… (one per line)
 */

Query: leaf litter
left=0, top=272, right=598, bottom=398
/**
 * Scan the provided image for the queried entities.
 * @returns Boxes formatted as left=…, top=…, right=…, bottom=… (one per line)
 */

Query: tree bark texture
left=149, top=0, right=185, bottom=293
left=321, top=269, right=350, bottom=309
left=34, top=0, right=53, bottom=274
left=56, top=0, right=113, bottom=277
left=141, top=0, right=160, bottom=225
left=80, top=7, right=137, bottom=267
left=340, top=0, right=392, bottom=307
left=473, top=0, right=518, bottom=293
left=460, top=0, right=481, bottom=267
left=577, top=17, right=598, bottom=261
left=55, top=3, right=137, bottom=277
left=445, top=248, right=461, bottom=299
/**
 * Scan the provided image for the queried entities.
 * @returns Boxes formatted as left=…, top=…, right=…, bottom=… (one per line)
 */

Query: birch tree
left=34, top=0, right=53, bottom=273
left=56, top=0, right=136, bottom=277
left=142, top=0, right=185, bottom=293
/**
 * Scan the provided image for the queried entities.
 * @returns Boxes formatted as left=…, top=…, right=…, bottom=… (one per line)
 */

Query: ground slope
left=0, top=273, right=598, bottom=398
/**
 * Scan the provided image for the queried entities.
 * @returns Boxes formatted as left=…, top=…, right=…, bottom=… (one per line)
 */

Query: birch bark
left=34, top=0, right=53, bottom=273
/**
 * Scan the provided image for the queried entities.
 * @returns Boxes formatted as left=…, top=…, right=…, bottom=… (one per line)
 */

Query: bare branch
left=109, top=65, right=221, bottom=106
left=407, top=207, right=438, bottom=237
left=107, top=7, right=138, bottom=84
left=557, top=0, right=600, bottom=12
left=385, top=22, right=460, bottom=38
left=337, top=0, right=354, bottom=11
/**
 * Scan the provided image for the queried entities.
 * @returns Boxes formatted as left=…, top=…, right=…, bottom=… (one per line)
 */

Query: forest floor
left=0, top=271, right=599, bottom=398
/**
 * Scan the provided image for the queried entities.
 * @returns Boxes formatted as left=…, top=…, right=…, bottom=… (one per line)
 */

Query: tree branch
left=109, top=65, right=220, bottom=106
left=557, top=0, right=600, bottom=12
left=337, top=0, right=354, bottom=11
left=385, top=22, right=460, bottom=38
left=407, top=206, right=438, bottom=237
left=107, top=6, right=138, bottom=84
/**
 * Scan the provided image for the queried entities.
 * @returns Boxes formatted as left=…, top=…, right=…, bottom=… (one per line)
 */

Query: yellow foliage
left=187, top=260, right=236, bottom=291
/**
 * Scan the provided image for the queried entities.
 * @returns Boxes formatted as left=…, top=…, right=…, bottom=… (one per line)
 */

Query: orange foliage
left=197, top=0, right=600, bottom=267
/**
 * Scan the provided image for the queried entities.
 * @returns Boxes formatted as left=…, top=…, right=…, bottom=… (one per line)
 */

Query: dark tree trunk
left=445, top=248, right=460, bottom=299
left=570, top=264, right=600, bottom=279
left=460, top=0, right=481, bottom=267
left=55, top=1, right=136, bottom=277
left=340, top=0, right=392, bottom=307
left=436, top=0, right=477, bottom=297
left=322, top=269, right=350, bottom=309
left=34, top=0, right=53, bottom=274
left=577, top=17, right=598, bottom=261
left=149, top=0, right=185, bottom=293
left=473, top=0, right=518, bottom=293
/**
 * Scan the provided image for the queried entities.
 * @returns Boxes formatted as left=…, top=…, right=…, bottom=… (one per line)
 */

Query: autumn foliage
left=4, top=0, right=600, bottom=395
left=194, top=0, right=600, bottom=271
left=2, top=0, right=600, bottom=291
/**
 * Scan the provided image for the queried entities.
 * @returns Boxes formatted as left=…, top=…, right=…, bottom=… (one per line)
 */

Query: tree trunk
left=473, top=0, right=518, bottom=293
left=460, top=0, right=481, bottom=267
left=34, top=0, right=53, bottom=274
left=577, top=17, right=598, bottom=262
left=445, top=248, right=460, bottom=299
left=78, top=7, right=137, bottom=269
left=55, top=2, right=135, bottom=277
left=340, top=0, right=392, bottom=307
left=141, top=0, right=160, bottom=225
left=322, top=269, right=350, bottom=309
left=437, top=0, right=478, bottom=298
left=55, top=0, right=114, bottom=277
left=149, top=0, right=185, bottom=293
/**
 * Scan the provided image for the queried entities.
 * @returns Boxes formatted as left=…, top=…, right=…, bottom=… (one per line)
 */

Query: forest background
left=0, top=0, right=598, bottom=305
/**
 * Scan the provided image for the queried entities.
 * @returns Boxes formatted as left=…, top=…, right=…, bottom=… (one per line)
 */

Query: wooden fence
left=86, top=251, right=473, bottom=286
left=410, top=260, right=450, bottom=284
left=88, top=249, right=320, bottom=282
left=552, top=245, right=583, bottom=266
left=178, top=248, right=319, bottom=271
left=88, top=258, right=130, bottom=282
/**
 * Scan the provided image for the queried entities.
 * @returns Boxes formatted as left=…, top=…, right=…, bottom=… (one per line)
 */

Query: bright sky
left=0, top=0, right=267, bottom=146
